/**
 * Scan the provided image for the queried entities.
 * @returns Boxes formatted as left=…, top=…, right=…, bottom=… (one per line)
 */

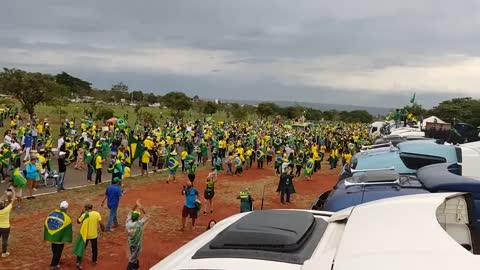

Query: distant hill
left=220, top=99, right=393, bottom=116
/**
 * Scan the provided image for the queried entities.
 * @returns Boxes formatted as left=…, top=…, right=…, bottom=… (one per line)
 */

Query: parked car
left=313, top=163, right=480, bottom=221
left=152, top=193, right=480, bottom=270
left=374, top=134, right=434, bottom=146
left=339, top=140, right=460, bottom=181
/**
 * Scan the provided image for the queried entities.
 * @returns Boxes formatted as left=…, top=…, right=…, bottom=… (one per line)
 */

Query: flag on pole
left=126, top=132, right=144, bottom=167
left=410, top=92, right=416, bottom=104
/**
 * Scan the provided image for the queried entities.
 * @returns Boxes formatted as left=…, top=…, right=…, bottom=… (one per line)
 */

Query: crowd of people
left=0, top=108, right=373, bottom=269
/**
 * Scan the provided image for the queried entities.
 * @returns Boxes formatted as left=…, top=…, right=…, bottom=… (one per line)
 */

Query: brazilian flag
left=168, top=156, right=180, bottom=172
left=127, top=132, right=144, bottom=167
left=116, top=118, right=126, bottom=130
left=256, top=149, right=265, bottom=161
left=73, top=212, right=90, bottom=258
left=44, top=210, right=72, bottom=243
left=12, top=168, right=26, bottom=187
left=304, top=158, right=314, bottom=176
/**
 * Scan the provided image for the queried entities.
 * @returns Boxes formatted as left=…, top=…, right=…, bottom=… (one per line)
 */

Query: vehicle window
left=399, top=153, right=446, bottom=170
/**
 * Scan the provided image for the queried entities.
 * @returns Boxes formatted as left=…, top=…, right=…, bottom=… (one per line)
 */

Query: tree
left=137, top=110, right=156, bottom=125
left=429, top=97, right=480, bottom=126
left=95, top=108, right=114, bottom=121
left=403, top=103, right=426, bottom=117
left=55, top=72, right=92, bottom=95
left=111, top=82, right=129, bottom=92
left=203, top=101, right=218, bottom=115
left=229, top=103, right=247, bottom=120
left=305, top=108, right=323, bottom=121
left=257, top=102, right=280, bottom=118
left=280, top=106, right=304, bottom=119
left=145, top=93, right=158, bottom=104
left=131, top=91, right=144, bottom=102
left=0, top=68, right=61, bottom=115
left=162, top=91, right=192, bottom=118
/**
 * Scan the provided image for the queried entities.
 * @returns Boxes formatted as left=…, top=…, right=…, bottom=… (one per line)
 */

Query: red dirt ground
left=2, top=163, right=339, bottom=270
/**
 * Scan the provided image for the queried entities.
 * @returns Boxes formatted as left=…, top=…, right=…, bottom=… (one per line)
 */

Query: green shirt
left=126, top=217, right=146, bottom=247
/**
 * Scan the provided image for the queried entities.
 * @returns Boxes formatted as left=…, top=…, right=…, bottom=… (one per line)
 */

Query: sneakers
left=1, top=252, right=10, bottom=257
left=76, top=262, right=82, bottom=269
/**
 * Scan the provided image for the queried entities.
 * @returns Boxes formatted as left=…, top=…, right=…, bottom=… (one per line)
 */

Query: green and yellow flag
left=44, top=210, right=72, bottom=243
left=127, top=132, right=144, bottom=167
left=12, top=168, right=26, bottom=187
left=73, top=212, right=90, bottom=258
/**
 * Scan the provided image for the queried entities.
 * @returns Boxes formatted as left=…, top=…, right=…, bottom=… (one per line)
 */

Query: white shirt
left=57, top=137, right=64, bottom=149
left=11, top=142, right=21, bottom=151
left=4, top=135, right=11, bottom=144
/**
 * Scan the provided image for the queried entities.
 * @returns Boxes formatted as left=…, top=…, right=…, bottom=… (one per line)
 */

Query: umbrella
left=106, top=117, right=118, bottom=124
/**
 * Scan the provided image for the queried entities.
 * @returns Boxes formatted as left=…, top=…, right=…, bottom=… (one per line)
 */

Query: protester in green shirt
left=126, top=199, right=148, bottom=270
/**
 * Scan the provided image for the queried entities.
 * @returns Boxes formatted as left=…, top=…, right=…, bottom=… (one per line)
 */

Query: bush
left=95, top=108, right=114, bottom=121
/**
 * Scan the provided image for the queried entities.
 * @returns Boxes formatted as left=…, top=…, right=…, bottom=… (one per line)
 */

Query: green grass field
left=0, top=101, right=238, bottom=139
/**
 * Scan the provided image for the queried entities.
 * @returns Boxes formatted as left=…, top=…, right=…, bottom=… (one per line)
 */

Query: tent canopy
left=422, top=116, right=446, bottom=128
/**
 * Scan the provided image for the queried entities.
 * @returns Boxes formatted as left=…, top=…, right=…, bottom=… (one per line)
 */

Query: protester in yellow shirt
left=181, top=150, right=188, bottom=173
left=75, top=203, right=105, bottom=268
left=95, top=152, right=103, bottom=184
left=141, top=150, right=151, bottom=176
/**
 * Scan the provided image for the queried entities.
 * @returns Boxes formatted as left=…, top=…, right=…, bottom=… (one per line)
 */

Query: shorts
left=182, top=205, right=197, bottom=218
left=204, top=189, right=215, bottom=200
left=188, top=174, right=195, bottom=183
left=141, top=162, right=148, bottom=170
left=169, top=170, right=177, bottom=176
left=267, top=156, right=273, bottom=162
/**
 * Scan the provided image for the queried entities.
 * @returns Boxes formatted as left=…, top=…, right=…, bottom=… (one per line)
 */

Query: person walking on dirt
left=25, top=156, right=40, bottom=199
left=237, top=188, right=254, bottom=213
left=0, top=186, right=15, bottom=258
left=126, top=199, right=148, bottom=270
left=102, top=177, right=123, bottom=232
left=277, top=166, right=296, bottom=204
left=74, top=203, right=105, bottom=270
left=203, top=172, right=217, bottom=215
left=44, top=201, right=72, bottom=270
left=181, top=180, right=199, bottom=231
left=187, top=161, right=197, bottom=186
left=167, top=150, right=179, bottom=183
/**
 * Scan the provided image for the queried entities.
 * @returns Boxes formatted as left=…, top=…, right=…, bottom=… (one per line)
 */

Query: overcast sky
left=1, top=0, right=479, bottom=108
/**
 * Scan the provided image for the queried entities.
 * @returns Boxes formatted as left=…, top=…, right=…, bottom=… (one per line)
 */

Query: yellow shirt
left=37, top=154, right=46, bottom=165
left=78, top=211, right=102, bottom=239
left=143, top=139, right=154, bottom=150
left=95, top=155, right=103, bottom=169
left=0, top=203, right=12, bottom=228
left=344, top=154, right=352, bottom=163
left=37, top=124, right=44, bottom=134
left=141, top=151, right=151, bottom=163
left=181, top=151, right=188, bottom=160
left=219, top=140, right=226, bottom=149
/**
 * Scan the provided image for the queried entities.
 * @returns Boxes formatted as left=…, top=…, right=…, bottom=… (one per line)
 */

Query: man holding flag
left=44, top=201, right=72, bottom=270
left=73, top=203, right=105, bottom=270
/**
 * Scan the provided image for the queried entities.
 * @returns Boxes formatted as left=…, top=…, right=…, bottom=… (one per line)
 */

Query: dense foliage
left=0, top=68, right=477, bottom=125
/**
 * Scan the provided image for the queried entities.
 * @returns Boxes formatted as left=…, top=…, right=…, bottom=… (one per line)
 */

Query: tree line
left=0, top=68, right=478, bottom=126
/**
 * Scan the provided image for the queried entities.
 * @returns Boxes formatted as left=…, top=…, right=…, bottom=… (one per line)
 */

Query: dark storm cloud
left=1, top=0, right=480, bottom=107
